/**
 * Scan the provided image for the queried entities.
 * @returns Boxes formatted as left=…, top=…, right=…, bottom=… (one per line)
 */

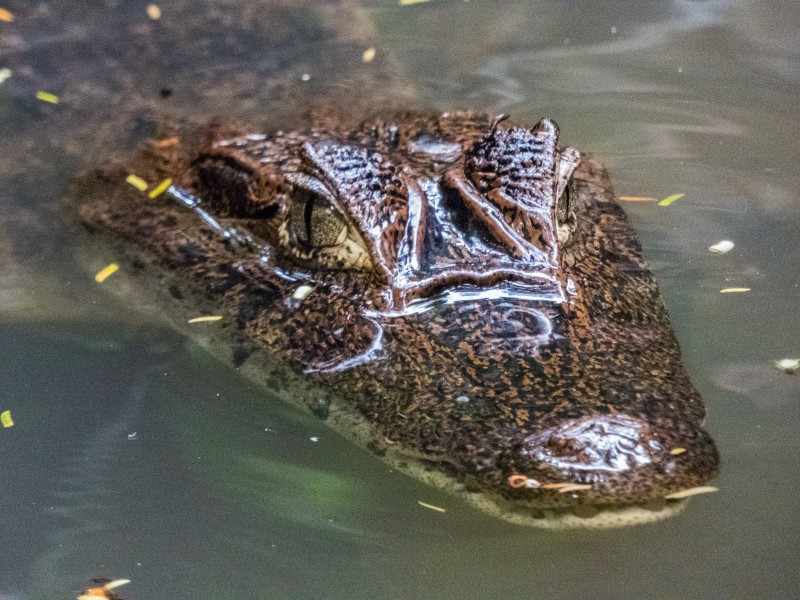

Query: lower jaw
left=381, top=447, right=692, bottom=529
left=465, top=493, right=689, bottom=529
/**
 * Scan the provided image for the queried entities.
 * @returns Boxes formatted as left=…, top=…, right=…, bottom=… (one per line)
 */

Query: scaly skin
left=74, top=112, right=719, bottom=526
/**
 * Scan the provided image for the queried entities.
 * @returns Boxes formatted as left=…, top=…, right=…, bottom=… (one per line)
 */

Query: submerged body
left=75, top=112, right=719, bottom=527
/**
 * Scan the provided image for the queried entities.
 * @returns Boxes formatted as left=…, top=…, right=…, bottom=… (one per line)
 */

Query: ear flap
left=193, top=152, right=280, bottom=219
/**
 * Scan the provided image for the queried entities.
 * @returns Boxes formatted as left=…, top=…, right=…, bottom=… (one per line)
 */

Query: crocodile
left=74, top=112, right=719, bottom=528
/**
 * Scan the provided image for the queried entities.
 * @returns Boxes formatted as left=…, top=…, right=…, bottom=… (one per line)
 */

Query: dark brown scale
left=75, top=112, right=719, bottom=525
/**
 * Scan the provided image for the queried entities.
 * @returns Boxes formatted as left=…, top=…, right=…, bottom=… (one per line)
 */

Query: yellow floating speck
left=720, top=287, right=751, bottom=293
left=664, top=486, right=718, bottom=500
left=125, top=174, right=149, bottom=192
left=36, top=91, right=59, bottom=104
left=188, top=315, right=223, bottom=323
left=148, top=178, right=172, bottom=198
left=362, top=47, right=376, bottom=63
left=417, top=500, right=446, bottom=513
left=658, top=193, right=684, bottom=207
left=0, top=67, right=11, bottom=84
left=618, top=196, right=656, bottom=202
left=399, top=0, right=432, bottom=5
left=0, top=8, right=13, bottom=22
left=1, top=410, right=13, bottom=428
left=670, top=448, right=687, bottom=455
left=95, top=263, right=119, bottom=283
left=146, top=4, right=161, bottom=19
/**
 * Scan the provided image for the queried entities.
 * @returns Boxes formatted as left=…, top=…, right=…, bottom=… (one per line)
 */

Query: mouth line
left=473, top=493, right=692, bottom=530
left=381, top=444, right=707, bottom=529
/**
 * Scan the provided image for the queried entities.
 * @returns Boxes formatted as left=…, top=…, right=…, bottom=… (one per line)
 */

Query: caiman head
left=82, top=112, right=719, bottom=527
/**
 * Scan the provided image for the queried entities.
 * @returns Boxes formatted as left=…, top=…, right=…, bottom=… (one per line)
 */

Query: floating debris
left=556, top=484, right=592, bottom=493
left=508, top=474, right=526, bottom=488
left=618, top=196, right=656, bottom=202
left=708, top=240, right=734, bottom=254
left=540, top=483, right=570, bottom=490
left=1, top=410, right=13, bottom=428
left=151, top=136, right=179, bottom=148
left=774, top=358, right=799, bottom=374
left=36, top=91, right=59, bottom=104
left=146, top=4, right=161, bottom=20
left=125, top=174, right=149, bottom=192
left=95, top=263, right=119, bottom=283
left=670, top=448, right=687, bottom=455
left=664, top=486, right=718, bottom=500
left=0, top=67, right=11, bottom=84
left=720, top=287, right=751, bottom=293
left=417, top=500, right=446, bottom=513
left=362, top=47, right=376, bottom=63
left=292, top=285, right=314, bottom=301
left=658, top=193, right=684, bottom=207
left=399, top=0, right=432, bottom=5
left=301, top=73, right=311, bottom=82
left=539, top=482, right=592, bottom=493
left=147, top=178, right=172, bottom=199
left=0, top=8, right=13, bottom=22
left=187, top=315, right=223, bottom=324
left=507, top=474, right=540, bottom=489
left=78, top=578, right=131, bottom=600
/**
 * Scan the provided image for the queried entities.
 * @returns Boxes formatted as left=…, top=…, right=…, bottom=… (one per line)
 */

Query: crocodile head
left=77, top=112, right=719, bottom=527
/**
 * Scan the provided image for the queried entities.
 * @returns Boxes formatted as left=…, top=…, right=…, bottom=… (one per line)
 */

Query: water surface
left=1, top=1, right=798, bottom=598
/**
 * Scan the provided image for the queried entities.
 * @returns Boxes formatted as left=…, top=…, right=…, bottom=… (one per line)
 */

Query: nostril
left=521, top=414, right=655, bottom=474
left=508, top=413, right=720, bottom=504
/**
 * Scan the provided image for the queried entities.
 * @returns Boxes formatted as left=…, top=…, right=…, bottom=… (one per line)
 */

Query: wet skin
left=76, top=112, right=719, bottom=526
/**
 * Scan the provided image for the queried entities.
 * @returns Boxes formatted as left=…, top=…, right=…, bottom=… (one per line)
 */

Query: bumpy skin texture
left=76, top=112, right=719, bottom=511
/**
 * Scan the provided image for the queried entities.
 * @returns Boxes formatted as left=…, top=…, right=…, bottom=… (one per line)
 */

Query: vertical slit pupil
left=303, top=191, right=315, bottom=244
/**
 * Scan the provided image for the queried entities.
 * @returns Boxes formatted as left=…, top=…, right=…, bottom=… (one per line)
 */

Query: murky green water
left=1, top=1, right=798, bottom=598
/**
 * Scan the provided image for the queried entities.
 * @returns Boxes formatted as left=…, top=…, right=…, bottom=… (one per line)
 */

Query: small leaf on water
left=362, top=47, right=376, bottom=63
left=148, top=178, right=172, bottom=199
left=708, top=240, right=734, bottom=254
left=36, top=91, right=60, bottom=104
left=125, top=174, right=149, bottom=192
left=95, top=263, right=119, bottom=283
left=664, top=486, right=718, bottom=500
left=658, top=193, right=684, bottom=207
left=188, top=315, right=223, bottom=323
left=417, top=500, right=446, bottom=513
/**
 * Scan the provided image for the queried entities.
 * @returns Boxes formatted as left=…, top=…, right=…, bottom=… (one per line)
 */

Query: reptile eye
left=288, top=179, right=348, bottom=249
left=283, top=172, right=373, bottom=271
left=290, top=189, right=347, bottom=248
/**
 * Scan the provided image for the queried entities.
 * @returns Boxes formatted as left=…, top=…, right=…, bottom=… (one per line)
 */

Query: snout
left=503, top=413, right=719, bottom=506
